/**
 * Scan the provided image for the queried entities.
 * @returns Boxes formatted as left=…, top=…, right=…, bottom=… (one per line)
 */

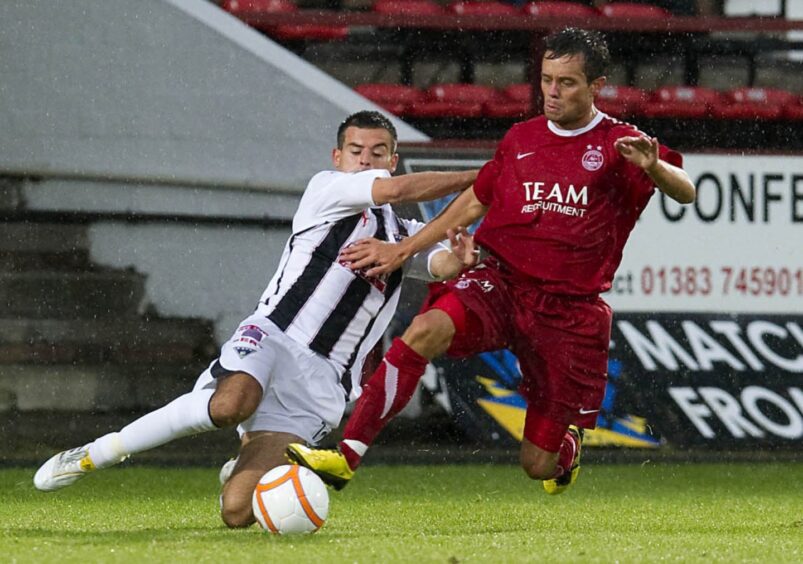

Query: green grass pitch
left=2, top=463, right=801, bottom=563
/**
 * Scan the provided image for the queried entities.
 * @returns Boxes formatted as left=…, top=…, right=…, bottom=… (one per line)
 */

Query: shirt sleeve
left=406, top=242, right=451, bottom=281
left=293, top=169, right=390, bottom=232
left=397, top=216, right=450, bottom=281
left=474, top=132, right=511, bottom=206
left=659, top=144, right=683, bottom=168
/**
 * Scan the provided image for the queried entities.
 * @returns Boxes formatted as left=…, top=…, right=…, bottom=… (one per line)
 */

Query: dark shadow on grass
left=2, top=526, right=327, bottom=544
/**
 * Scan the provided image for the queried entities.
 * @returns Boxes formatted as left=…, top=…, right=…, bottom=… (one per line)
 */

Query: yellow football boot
left=543, top=426, right=583, bottom=495
left=286, top=443, right=354, bottom=490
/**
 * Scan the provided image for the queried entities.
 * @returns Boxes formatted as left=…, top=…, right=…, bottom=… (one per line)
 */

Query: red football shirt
left=473, top=112, right=682, bottom=296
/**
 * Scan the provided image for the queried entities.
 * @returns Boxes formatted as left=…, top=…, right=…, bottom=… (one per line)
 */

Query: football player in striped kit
left=34, top=111, right=479, bottom=528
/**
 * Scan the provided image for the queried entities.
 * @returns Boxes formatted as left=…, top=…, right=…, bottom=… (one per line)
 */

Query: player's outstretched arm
left=341, top=187, right=488, bottom=278
left=614, top=135, right=696, bottom=204
left=371, top=169, right=478, bottom=205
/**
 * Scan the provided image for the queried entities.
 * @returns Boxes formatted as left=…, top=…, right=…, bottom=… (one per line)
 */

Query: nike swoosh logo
left=516, top=151, right=536, bottom=160
left=579, top=408, right=599, bottom=415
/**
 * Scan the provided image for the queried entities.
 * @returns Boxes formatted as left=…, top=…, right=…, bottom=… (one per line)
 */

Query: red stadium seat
left=523, top=1, right=598, bottom=18
left=222, top=0, right=348, bottom=42
left=427, top=83, right=499, bottom=104
left=714, top=87, right=796, bottom=120
left=641, top=86, right=722, bottom=119
left=447, top=1, right=519, bottom=16
left=483, top=83, right=533, bottom=117
left=408, top=83, right=499, bottom=118
left=222, top=0, right=288, bottom=10
left=372, top=0, right=445, bottom=15
left=600, top=2, right=672, bottom=19
left=355, top=83, right=424, bottom=116
left=785, top=98, right=803, bottom=120
left=502, top=83, right=534, bottom=104
left=595, top=85, right=648, bottom=117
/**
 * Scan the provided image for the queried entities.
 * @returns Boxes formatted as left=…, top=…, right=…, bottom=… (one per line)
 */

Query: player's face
left=541, top=52, right=605, bottom=130
left=333, top=126, right=399, bottom=173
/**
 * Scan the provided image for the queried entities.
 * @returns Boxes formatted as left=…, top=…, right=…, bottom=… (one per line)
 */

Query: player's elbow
left=675, top=189, right=695, bottom=205
left=663, top=182, right=695, bottom=205
left=674, top=181, right=696, bottom=204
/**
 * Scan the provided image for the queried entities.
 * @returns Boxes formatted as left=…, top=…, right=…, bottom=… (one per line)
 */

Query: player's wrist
left=644, top=159, right=663, bottom=177
left=397, top=238, right=417, bottom=262
left=462, top=169, right=479, bottom=188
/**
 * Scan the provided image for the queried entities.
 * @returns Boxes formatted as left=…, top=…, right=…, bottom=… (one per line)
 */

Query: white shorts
left=192, top=315, right=346, bottom=445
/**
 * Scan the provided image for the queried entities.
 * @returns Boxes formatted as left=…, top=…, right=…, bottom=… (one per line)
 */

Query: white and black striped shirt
left=256, top=169, right=443, bottom=399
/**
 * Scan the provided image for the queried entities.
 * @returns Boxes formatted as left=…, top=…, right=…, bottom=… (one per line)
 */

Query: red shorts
left=421, top=258, right=612, bottom=431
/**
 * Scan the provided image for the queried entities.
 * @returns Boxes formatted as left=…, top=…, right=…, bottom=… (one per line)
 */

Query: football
left=252, top=464, right=329, bottom=534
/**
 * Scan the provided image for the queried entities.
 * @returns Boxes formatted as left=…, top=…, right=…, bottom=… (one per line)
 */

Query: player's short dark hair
left=337, top=111, right=398, bottom=152
left=543, top=27, right=610, bottom=82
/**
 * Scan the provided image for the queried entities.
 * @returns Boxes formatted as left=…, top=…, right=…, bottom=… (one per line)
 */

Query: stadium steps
left=0, top=222, right=89, bottom=253
left=0, top=363, right=207, bottom=412
left=0, top=221, right=146, bottom=319
left=0, top=222, right=91, bottom=271
left=0, top=219, right=217, bottom=413
left=0, top=317, right=216, bottom=365
left=0, top=270, right=147, bottom=319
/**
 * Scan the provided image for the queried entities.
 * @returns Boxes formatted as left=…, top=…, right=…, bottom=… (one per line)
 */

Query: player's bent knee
left=404, top=311, right=455, bottom=355
left=210, top=396, right=258, bottom=428
left=209, top=374, right=262, bottom=428
left=520, top=449, right=558, bottom=480
left=520, top=459, right=556, bottom=481
left=220, top=496, right=256, bottom=529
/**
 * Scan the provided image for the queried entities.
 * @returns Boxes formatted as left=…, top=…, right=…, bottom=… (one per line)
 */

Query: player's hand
left=447, top=227, right=479, bottom=268
left=339, top=238, right=407, bottom=277
left=614, top=135, right=659, bottom=172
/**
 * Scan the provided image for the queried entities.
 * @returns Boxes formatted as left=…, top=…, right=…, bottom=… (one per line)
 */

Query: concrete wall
left=88, top=221, right=291, bottom=344
left=0, top=0, right=429, bottom=343
left=0, top=0, right=427, bottom=192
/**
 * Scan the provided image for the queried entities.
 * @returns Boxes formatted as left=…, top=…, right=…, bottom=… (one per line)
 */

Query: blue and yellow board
left=469, top=351, right=660, bottom=448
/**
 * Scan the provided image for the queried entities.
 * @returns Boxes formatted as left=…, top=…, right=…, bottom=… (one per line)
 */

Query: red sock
left=550, top=430, right=579, bottom=479
left=339, top=338, right=428, bottom=469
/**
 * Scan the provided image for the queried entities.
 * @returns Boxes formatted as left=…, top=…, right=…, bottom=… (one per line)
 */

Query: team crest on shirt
left=582, top=145, right=604, bottom=171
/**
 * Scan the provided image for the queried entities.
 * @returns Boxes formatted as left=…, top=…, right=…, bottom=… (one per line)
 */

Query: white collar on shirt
left=547, top=109, right=607, bottom=137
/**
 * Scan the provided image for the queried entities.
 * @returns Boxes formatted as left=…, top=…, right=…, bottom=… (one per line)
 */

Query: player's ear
left=590, top=76, right=607, bottom=98
left=389, top=153, right=399, bottom=174
left=332, top=148, right=341, bottom=168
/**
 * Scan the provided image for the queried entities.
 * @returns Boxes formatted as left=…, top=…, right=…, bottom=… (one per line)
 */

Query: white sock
left=341, top=439, right=368, bottom=457
left=88, top=388, right=217, bottom=468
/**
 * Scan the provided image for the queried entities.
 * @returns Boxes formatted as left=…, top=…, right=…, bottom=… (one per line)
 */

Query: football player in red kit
left=288, top=28, right=696, bottom=493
